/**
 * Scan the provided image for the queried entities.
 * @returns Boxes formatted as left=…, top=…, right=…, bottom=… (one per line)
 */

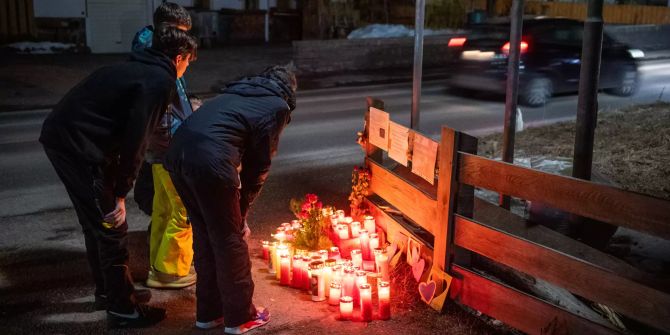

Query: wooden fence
left=361, top=97, right=670, bottom=334
left=0, top=0, right=36, bottom=44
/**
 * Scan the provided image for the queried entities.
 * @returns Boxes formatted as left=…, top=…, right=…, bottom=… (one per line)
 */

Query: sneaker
left=94, top=289, right=152, bottom=311
left=145, top=269, right=196, bottom=289
left=195, top=316, right=224, bottom=329
left=107, top=304, right=166, bottom=329
left=224, top=307, right=270, bottom=334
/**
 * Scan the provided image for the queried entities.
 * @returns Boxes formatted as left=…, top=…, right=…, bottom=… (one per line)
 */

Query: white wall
left=34, top=0, right=86, bottom=18
left=86, top=0, right=151, bottom=53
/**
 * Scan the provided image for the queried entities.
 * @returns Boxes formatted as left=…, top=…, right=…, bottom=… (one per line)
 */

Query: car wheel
left=521, top=77, right=553, bottom=107
left=605, top=66, right=638, bottom=97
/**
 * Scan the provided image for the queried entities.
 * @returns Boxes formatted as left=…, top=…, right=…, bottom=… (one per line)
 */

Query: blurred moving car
left=446, top=17, right=642, bottom=107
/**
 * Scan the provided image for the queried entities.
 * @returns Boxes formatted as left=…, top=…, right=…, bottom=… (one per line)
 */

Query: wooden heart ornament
left=412, top=258, right=425, bottom=282
left=418, top=280, right=437, bottom=304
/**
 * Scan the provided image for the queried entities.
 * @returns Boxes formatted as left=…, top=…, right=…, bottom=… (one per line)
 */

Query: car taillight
left=448, top=37, right=467, bottom=47
left=501, top=41, right=528, bottom=55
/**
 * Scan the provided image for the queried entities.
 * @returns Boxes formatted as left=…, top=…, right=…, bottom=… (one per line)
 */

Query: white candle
left=337, top=224, right=349, bottom=239
left=359, top=230, right=370, bottom=260
left=274, top=229, right=286, bottom=243
left=342, top=267, right=355, bottom=298
left=291, top=219, right=301, bottom=229
left=350, top=221, right=361, bottom=237
left=331, top=265, right=343, bottom=285
left=329, top=246, right=341, bottom=260
left=378, top=281, right=391, bottom=320
left=336, top=210, right=346, bottom=221
left=350, top=249, right=363, bottom=269
left=375, top=251, right=390, bottom=281
left=309, top=261, right=326, bottom=302
left=363, top=215, right=376, bottom=233
left=318, top=249, right=329, bottom=262
left=354, top=270, right=367, bottom=306
left=329, top=282, right=341, bottom=306
left=339, top=296, right=353, bottom=320
left=359, top=283, right=373, bottom=321
left=344, top=216, right=353, bottom=224
left=369, top=233, right=380, bottom=252
left=330, top=214, right=339, bottom=230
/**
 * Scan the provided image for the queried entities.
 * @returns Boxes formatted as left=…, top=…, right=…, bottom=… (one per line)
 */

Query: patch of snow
left=6, top=41, right=76, bottom=54
left=347, top=24, right=462, bottom=39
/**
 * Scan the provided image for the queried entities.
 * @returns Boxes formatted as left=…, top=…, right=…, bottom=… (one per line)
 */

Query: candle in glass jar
left=268, top=242, right=278, bottom=274
left=262, top=241, right=270, bottom=260
left=344, top=217, right=353, bottom=224
left=350, top=221, right=361, bottom=237
left=350, top=249, right=363, bottom=269
left=318, top=249, right=329, bottom=262
left=363, top=215, right=376, bottom=233
left=354, top=270, right=367, bottom=306
left=378, top=281, right=391, bottom=320
left=331, top=265, right=343, bottom=285
left=281, top=222, right=291, bottom=229
left=339, top=296, right=353, bottom=320
left=301, top=255, right=311, bottom=290
left=375, top=250, right=390, bottom=281
left=336, top=210, right=346, bottom=221
left=324, top=259, right=336, bottom=296
left=275, top=244, right=289, bottom=280
left=342, top=267, right=355, bottom=298
left=330, top=214, right=339, bottom=230
left=359, top=230, right=370, bottom=260
left=329, top=246, right=341, bottom=260
left=328, top=282, right=341, bottom=306
left=280, top=254, right=291, bottom=286
left=309, top=261, right=326, bottom=302
left=291, top=255, right=302, bottom=288
left=337, top=224, right=349, bottom=240
left=359, top=283, right=373, bottom=321
left=369, top=233, right=380, bottom=251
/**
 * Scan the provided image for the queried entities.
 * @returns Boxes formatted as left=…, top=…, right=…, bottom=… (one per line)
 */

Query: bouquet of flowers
left=290, top=193, right=333, bottom=251
left=348, top=166, right=371, bottom=218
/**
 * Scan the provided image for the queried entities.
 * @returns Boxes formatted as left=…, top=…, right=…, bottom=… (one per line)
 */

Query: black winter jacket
left=39, top=48, right=176, bottom=198
left=164, top=76, right=294, bottom=219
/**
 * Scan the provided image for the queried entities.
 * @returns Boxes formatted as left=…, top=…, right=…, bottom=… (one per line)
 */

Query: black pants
left=170, top=171, right=256, bottom=327
left=133, top=161, right=154, bottom=217
left=44, top=147, right=137, bottom=313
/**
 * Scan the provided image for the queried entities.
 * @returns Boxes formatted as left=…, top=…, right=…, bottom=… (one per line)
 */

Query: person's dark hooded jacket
left=164, top=75, right=295, bottom=219
left=39, top=48, right=177, bottom=198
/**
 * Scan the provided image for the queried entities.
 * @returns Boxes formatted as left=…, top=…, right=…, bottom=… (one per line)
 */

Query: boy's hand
left=104, top=197, right=127, bottom=228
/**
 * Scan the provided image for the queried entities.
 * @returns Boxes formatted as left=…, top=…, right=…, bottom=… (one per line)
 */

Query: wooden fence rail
left=361, top=98, right=670, bottom=334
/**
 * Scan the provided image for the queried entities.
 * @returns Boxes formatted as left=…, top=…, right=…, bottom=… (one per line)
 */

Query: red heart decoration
left=418, top=280, right=437, bottom=304
left=412, top=258, right=425, bottom=282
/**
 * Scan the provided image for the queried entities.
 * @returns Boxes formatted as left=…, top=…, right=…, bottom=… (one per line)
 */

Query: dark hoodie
left=39, top=48, right=177, bottom=198
left=164, top=76, right=295, bottom=219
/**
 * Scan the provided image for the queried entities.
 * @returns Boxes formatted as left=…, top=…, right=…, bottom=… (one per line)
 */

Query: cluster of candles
left=262, top=213, right=391, bottom=321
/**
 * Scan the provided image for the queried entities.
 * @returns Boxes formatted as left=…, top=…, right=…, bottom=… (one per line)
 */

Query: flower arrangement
left=348, top=166, right=371, bottom=218
left=290, top=193, right=333, bottom=251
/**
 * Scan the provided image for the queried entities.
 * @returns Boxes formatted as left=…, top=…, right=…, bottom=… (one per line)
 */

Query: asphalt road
left=1, top=59, right=669, bottom=218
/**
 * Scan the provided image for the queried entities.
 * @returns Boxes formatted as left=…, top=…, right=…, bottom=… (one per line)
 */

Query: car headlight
left=627, top=49, right=645, bottom=59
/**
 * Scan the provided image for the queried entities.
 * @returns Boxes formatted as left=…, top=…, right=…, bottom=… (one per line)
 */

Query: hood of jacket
left=223, top=76, right=296, bottom=111
left=129, top=47, right=176, bottom=80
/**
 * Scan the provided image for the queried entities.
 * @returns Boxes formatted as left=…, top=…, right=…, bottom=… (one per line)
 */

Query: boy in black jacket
left=39, top=25, right=197, bottom=329
left=164, top=65, right=297, bottom=334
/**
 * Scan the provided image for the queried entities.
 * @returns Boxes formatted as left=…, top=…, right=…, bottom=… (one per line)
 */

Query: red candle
left=342, top=267, right=355, bottom=298
left=354, top=270, right=367, bottom=306
left=280, top=254, right=290, bottom=286
left=301, top=255, right=312, bottom=290
left=329, top=246, right=341, bottom=260
left=378, top=281, right=391, bottom=320
left=292, top=255, right=302, bottom=288
left=359, top=283, right=373, bottom=321
left=262, top=240, right=269, bottom=260
left=359, top=230, right=370, bottom=260
left=350, top=249, right=363, bottom=269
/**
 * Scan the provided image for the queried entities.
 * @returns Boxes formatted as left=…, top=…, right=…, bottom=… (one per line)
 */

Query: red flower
left=301, top=201, right=312, bottom=212
left=299, top=210, right=309, bottom=219
left=305, top=193, right=318, bottom=204
left=315, top=201, right=323, bottom=210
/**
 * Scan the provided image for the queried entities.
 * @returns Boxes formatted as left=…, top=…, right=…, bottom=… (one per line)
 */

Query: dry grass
left=479, top=102, right=670, bottom=200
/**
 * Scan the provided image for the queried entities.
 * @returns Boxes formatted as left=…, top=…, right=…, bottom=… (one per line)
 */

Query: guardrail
left=361, top=97, right=670, bottom=334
